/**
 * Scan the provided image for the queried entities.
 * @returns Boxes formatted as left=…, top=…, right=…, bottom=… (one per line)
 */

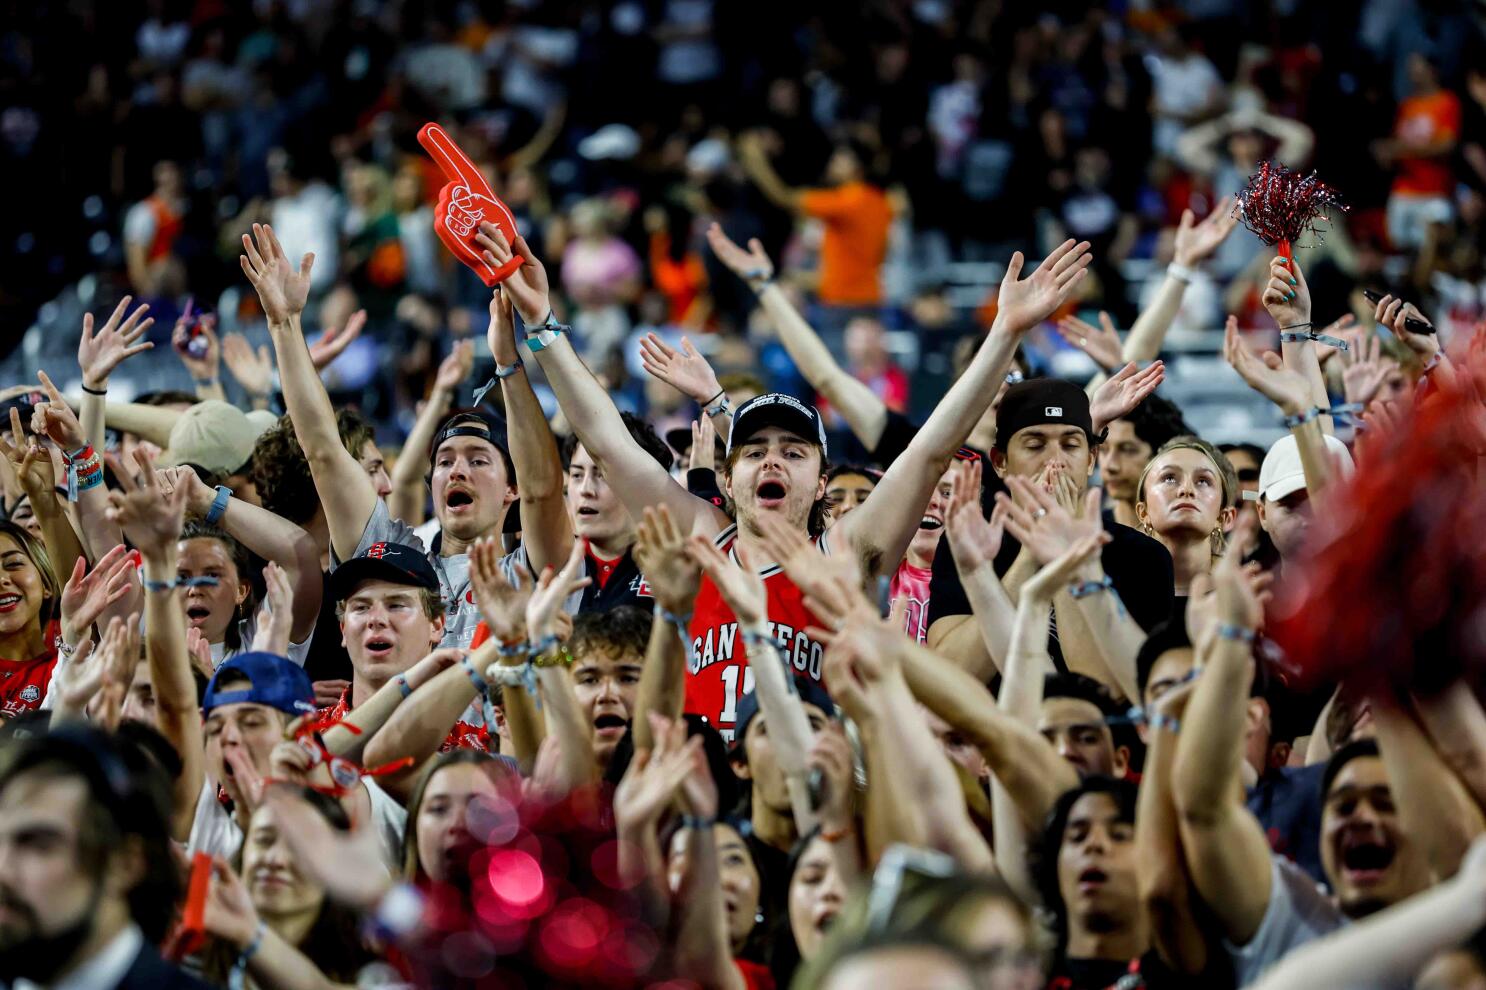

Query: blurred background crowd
left=3, top=0, right=1485, bottom=449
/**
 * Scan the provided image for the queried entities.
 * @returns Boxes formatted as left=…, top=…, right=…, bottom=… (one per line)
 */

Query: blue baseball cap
left=203, top=651, right=316, bottom=717
left=732, top=676, right=837, bottom=755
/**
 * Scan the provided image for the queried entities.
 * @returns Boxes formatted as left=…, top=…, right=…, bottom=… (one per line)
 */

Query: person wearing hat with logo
left=926, top=377, right=1176, bottom=688
left=485, top=219, right=1093, bottom=738
left=240, top=224, right=567, bottom=659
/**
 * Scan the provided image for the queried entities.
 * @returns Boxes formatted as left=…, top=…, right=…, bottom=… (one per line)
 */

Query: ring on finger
left=1033, top=508, right=1048, bottom=519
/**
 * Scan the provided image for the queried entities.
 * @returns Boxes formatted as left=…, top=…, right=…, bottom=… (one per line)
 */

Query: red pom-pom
left=1234, top=160, right=1348, bottom=252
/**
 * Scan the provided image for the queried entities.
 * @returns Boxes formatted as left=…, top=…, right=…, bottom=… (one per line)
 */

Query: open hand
left=706, top=222, right=774, bottom=285
left=944, top=458, right=1003, bottom=573
left=1054, top=311, right=1123, bottom=371
left=307, top=310, right=366, bottom=371
left=639, top=333, right=724, bottom=406
left=105, top=449, right=188, bottom=557
left=435, top=339, right=475, bottom=394
left=222, top=334, right=274, bottom=398
left=60, top=544, right=136, bottom=647
left=172, top=313, right=220, bottom=381
left=0, top=408, right=56, bottom=503
left=240, top=223, right=314, bottom=324
left=1172, top=196, right=1238, bottom=267
left=1224, top=316, right=1310, bottom=416
left=524, top=539, right=590, bottom=643
left=470, top=537, right=531, bottom=644
left=78, top=296, right=153, bottom=389
left=1089, top=361, right=1165, bottom=436
left=632, top=506, right=700, bottom=615
left=998, top=480, right=1103, bottom=568
left=1341, top=333, right=1398, bottom=408
left=687, top=534, right=767, bottom=626
left=993, top=239, right=1092, bottom=334
left=261, top=785, right=394, bottom=911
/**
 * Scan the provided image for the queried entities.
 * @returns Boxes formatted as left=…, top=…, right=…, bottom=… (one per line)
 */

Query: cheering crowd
left=6, top=4, right=1486, bottom=990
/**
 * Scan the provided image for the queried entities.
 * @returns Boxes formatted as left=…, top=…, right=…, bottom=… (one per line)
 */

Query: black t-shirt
left=744, top=831, right=792, bottom=925
left=579, top=549, right=654, bottom=614
left=926, top=509, right=1174, bottom=673
left=867, top=409, right=920, bottom=469
left=302, top=571, right=354, bottom=685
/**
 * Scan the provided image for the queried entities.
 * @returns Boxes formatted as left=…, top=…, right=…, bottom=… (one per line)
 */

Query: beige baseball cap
left=160, top=400, right=273, bottom=475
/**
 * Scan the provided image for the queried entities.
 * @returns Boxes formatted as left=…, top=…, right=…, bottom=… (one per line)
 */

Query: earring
left=754, top=911, right=766, bottom=925
left=1209, top=526, right=1226, bottom=555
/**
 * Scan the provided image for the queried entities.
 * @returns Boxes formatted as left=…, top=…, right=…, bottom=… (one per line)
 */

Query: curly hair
left=250, top=409, right=379, bottom=525
left=568, top=605, right=652, bottom=661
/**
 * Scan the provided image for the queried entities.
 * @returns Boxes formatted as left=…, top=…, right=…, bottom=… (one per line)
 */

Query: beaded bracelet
left=1216, top=623, right=1257, bottom=644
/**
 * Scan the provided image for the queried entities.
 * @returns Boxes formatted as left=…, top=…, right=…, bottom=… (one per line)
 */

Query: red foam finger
left=417, top=123, right=523, bottom=286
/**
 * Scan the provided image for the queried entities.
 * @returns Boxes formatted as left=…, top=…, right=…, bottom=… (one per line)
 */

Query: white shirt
left=16, top=922, right=142, bottom=990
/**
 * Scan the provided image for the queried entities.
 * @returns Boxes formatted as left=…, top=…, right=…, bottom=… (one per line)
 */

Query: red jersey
left=685, top=525, right=830, bottom=742
left=890, top=559, right=933, bottom=643
left=0, top=621, right=60, bottom=718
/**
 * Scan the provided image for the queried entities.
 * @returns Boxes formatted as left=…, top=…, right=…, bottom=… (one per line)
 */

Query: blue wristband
left=205, top=484, right=232, bottom=524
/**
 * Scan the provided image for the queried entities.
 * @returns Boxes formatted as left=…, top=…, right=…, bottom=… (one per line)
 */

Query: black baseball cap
left=665, top=426, right=725, bottom=460
left=994, top=378, right=1094, bottom=451
left=726, top=393, right=828, bottom=458
left=428, top=408, right=511, bottom=467
left=732, top=677, right=837, bottom=756
left=330, top=541, right=440, bottom=601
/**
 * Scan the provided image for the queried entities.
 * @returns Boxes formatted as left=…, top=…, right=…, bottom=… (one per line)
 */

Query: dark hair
left=569, top=605, right=652, bottom=662
left=1030, top=776, right=1139, bottom=947
left=1123, top=394, right=1192, bottom=453
left=1219, top=441, right=1265, bottom=466
left=249, top=409, right=380, bottom=526
left=430, top=409, right=515, bottom=480
left=561, top=412, right=672, bottom=472
left=179, top=521, right=257, bottom=652
left=604, top=715, right=740, bottom=814
left=115, top=720, right=184, bottom=781
left=134, top=389, right=199, bottom=408
left=824, top=463, right=883, bottom=486
left=0, top=727, right=181, bottom=943
left=1134, top=621, right=1193, bottom=699
left=1321, top=738, right=1382, bottom=801
left=1043, top=673, right=1123, bottom=721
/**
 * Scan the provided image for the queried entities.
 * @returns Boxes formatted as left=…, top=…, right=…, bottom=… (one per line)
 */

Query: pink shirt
left=891, top=560, right=933, bottom=643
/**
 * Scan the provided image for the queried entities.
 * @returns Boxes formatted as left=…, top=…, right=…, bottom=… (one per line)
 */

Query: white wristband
left=1166, top=262, right=1200, bottom=285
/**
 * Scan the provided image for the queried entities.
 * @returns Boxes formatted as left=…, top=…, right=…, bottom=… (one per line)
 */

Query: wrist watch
left=524, top=310, right=568, bottom=353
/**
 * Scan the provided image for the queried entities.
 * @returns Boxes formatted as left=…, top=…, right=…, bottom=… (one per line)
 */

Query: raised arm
left=1, top=408, right=85, bottom=581
left=107, top=449, right=202, bottom=841
left=387, top=341, right=470, bottom=527
left=172, top=311, right=227, bottom=404
left=1136, top=678, right=1213, bottom=975
left=524, top=541, right=595, bottom=793
left=689, top=534, right=817, bottom=830
left=1172, top=545, right=1276, bottom=946
left=241, top=223, right=380, bottom=562
left=637, top=331, right=733, bottom=443
left=487, top=286, right=571, bottom=576
left=476, top=222, right=726, bottom=537
left=705, top=224, right=887, bottom=449
left=76, top=296, right=154, bottom=453
left=1371, top=689, right=1485, bottom=879
left=630, top=506, right=699, bottom=751
left=1224, top=316, right=1333, bottom=496
left=941, top=460, right=1014, bottom=679
left=1122, top=199, right=1237, bottom=365
left=171, top=467, right=322, bottom=642
left=834, top=242, right=1092, bottom=578
left=1264, top=256, right=1333, bottom=435
left=670, top=718, right=748, bottom=990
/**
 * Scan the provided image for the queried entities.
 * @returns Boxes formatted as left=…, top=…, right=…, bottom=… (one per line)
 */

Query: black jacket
left=117, top=943, right=212, bottom=990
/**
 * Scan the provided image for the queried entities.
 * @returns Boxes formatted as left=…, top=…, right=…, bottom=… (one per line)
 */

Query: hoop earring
left=1209, top=526, right=1226, bottom=556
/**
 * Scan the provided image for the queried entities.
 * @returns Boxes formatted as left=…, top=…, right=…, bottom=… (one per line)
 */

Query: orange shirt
left=800, top=181, right=892, bottom=306
left=1392, top=89, right=1461, bottom=197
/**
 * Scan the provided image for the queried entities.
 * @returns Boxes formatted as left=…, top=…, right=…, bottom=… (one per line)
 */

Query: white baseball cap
left=1254, top=433, right=1355, bottom=502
